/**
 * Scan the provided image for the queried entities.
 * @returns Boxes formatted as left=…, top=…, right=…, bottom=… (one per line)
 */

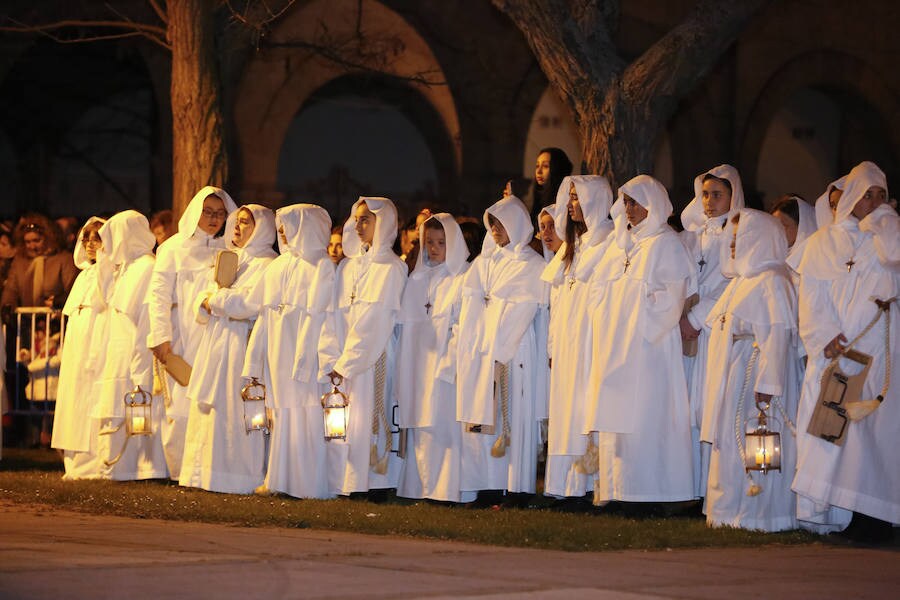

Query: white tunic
left=793, top=162, right=900, bottom=528
left=702, top=209, right=799, bottom=532
left=396, top=213, right=468, bottom=502
left=680, top=164, right=746, bottom=498
left=146, top=186, right=237, bottom=480
left=588, top=175, right=696, bottom=503
left=320, top=197, right=407, bottom=494
left=541, top=175, right=615, bottom=498
left=180, top=205, right=276, bottom=494
left=456, top=196, right=545, bottom=494
left=52, top=217, right=108, bottom=479
left=91, top=211, right=168, bottom=481
left=243, top=204, right=335, bottom=499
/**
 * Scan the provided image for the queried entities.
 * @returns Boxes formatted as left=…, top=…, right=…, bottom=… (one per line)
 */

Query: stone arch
left=739, top=49, right=900, bottom=194
left=233, top=0, right=461, bottom=208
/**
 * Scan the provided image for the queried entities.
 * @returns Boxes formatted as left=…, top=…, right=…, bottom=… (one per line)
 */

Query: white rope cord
left=491, top=361, right=511, bottom=458
left=733, top=344, right=761, bottom=496
left=370, top=351, right=391, bottom=473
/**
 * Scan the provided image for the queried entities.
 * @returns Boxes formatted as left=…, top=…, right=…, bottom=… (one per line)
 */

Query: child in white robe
left=702, top=208, right=800, bottom=531
left=320, top=197, right=408, bottom=496
left=456, top=195, right=546, bottom=503
left=52, top=217, right=105, bottom=479
left=680, top=165, right=746, bottom=499
left=91, top=211, right=168, bottom=480
left=396, top=213, right=469, bottom=502
left=541, top=176, right=614, bottom=501
left=147, top=186, right=237, bottom=480
left=179, top=205, right=276, bottom=494
left=793, top=161, right=900, bottom=541
left=243, top=204, right=335, bottom=499
left=587, top=175, right=696, bottom=505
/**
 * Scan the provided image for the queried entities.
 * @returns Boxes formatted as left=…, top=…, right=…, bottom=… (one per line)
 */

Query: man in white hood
left=146, top=186, right=237, bottom=480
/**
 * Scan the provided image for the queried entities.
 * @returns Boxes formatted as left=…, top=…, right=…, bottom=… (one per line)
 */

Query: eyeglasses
left=201, top=209, right=228, bottom=220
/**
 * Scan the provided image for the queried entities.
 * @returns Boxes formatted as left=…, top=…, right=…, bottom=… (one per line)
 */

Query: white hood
left=276, top=203, right=331, bottom=262
left=341, top=196, right=399, bottom=262
left=681, top=164, right=745, bottom=232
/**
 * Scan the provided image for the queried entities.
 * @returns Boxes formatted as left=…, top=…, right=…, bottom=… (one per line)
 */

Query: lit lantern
left=321, top=375, right=349, bottom=441
left=124, top=386, right=153, bottom=436
left=744, top=397, right=782, bottom=474
left=241, top=377, right=270, bottom=434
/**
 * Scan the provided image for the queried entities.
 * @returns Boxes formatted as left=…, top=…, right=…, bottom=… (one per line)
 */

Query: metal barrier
left=8, top=307, right=66, bottom=416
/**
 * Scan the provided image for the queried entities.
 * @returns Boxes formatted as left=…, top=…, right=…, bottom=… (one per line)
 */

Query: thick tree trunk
left=168, top=0, right=228, bottom=218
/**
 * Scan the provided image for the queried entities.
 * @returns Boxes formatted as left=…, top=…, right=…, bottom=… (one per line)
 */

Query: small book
left=165, top=353, right=192, bottom=387
left=214, top=250, right=239, bottom=288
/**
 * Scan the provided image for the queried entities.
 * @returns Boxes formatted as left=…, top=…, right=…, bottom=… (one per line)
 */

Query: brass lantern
left=241, top=377, right=270, bottom=434
left=321, top=374, right=349, bottom=441
left=744, top=396, right=782, bottom=474
left=124, top=386, right=153, bottom=436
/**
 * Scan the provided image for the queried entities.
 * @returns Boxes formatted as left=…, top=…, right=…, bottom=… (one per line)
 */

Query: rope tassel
left=491, top=362, right=511, bottom=458
left=370, top=352, right=391, bottom=475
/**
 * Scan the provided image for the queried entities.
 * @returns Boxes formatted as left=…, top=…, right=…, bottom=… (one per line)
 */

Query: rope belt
left=370, top=351, right=391, bottom=474
left=491, top=361, right=511, bottom=458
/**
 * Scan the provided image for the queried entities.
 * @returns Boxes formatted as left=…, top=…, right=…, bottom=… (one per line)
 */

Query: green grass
left=0, top=448, right=820, bottom=552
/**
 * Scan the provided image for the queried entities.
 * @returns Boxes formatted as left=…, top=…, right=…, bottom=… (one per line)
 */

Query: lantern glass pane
left=323, top=406, right=347, bottom=440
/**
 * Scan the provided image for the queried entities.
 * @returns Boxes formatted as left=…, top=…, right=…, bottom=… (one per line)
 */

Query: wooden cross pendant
left=350, top=292, right=356, bottom=304
left=720, top=314, right=727, bottom=330
left=845, top=259, right=855, bottom=272
left=77, top=304, right=86, bottom=314
left=483, top=295, right=490, bottom=305
left=567, top=278, right=576, bottom=290
left=424, top=301, right=432, bottom=314
left=698, top=257, right=706, bottom=272
left=623, top=256, right=631, bottom=273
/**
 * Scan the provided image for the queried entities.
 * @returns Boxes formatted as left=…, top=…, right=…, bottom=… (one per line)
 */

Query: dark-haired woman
left=528, top=148, right=573, bottom=226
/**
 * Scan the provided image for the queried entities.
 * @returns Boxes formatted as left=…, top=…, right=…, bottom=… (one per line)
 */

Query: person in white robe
left=147, top=186, right=237, bottom=480
left=702, top=208, right=800, bottom=531
left=51, top=217, right=105, bottom=478
left=792, top=161, right=900, bottom=541
left=813, top=177, right=846, bottom=230
left=179, top=205, right=276, bottom=494
left=242, top=204, right=335, bottom=499
left=680, top=165, right=746, bottom=499
left=456, top=195, right=546, bottom=502
left=541, top=176, right=614, bottom=501
left=396, top=213, right=470, bottom=502
left=320, top=197, right=408, bottom=496
left=91, top=211, right=168, bottom=480
left=587, top=175, right=696, bottom=504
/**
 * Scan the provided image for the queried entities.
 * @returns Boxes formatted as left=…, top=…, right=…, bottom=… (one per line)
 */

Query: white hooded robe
left=588, top=175, right=697, bottom=503
left=179, top=205, right=276, bottom=494
left=146, top=186, right=238, bottom=480
left=242, top=204, right=336, bottom=499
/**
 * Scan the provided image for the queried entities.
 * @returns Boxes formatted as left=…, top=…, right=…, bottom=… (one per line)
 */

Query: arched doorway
left=277, top=76, right=445, bottom=223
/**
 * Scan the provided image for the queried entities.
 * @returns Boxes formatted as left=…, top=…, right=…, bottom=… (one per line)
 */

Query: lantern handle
left=330, top=373, right=344, bottom=387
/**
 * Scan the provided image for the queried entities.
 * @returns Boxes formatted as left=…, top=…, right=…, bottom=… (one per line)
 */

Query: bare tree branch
left=148, top=0, right=169, bottom=25
left=623, top=0, right=768, bottom=106
left=0, top=17, right=170, bottom=49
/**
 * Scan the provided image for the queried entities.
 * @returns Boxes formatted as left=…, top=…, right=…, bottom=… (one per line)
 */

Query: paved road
left=0, top=501, right=897, bottom=599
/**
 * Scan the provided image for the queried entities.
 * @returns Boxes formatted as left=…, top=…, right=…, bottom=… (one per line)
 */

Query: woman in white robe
left=147, top=186, right=237, bottom=480
left=242, top=204, right=335, bottom=499
left=179, top=205, right=276, bottom=494
left=456, top=195, right=546, bottom=499
left=91, top=211, right=168, bottom=480
left=587, top=175, right=696, bottom=504
left=396, top=213, right=469, bottom=502
left=702, top=208, right=799, bottom=531
left=320, top=197, right=408, bottom=495
left=813, top=177, right=845, bottom=230
left=793, top=161, right=900, bottom=540
left=52, top=217, right=105, bottom=478
left=541, top=175, right=614, bottom=499
left=680, top=165, right=746, bottom=498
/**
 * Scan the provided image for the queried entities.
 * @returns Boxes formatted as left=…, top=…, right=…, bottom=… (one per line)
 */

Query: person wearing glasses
left=146, top=186, right=237, bottom=481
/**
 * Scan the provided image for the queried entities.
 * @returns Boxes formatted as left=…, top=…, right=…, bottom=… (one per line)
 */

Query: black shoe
left=366, top=488, right=392, bottom=504
left=836, top=512, right=895, bottom=545
left=549, top=497, right=595, bottom=514
left=464, top=490, right=505, bottom=509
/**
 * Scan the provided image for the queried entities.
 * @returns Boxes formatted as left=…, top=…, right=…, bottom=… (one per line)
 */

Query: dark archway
left=276, top=74, right=457, bottom=224
left=740, top=50, right=900, bottom=203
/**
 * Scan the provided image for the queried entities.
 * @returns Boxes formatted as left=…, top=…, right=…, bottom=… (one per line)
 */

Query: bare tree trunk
left=494, top=0, right=769, bottom=190
left=168, top=0, right=228, bottom=218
